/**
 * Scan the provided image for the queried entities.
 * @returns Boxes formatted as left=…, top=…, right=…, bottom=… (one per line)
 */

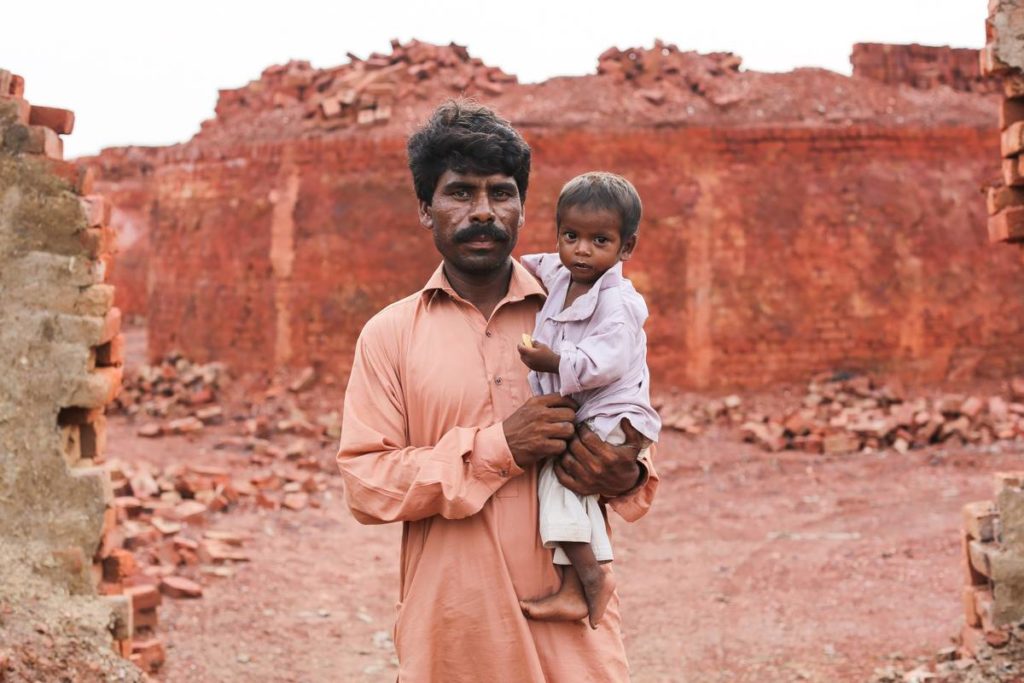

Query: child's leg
left=519, top=559, right=589, bottom=623
left=562, top=541, right=616, bottom=629
left=521, top=462, right=617, bottom=628
left=519, top=543, right=616, bottom=629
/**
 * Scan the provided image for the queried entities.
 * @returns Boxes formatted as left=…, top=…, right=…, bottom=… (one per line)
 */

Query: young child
left=517, top=171, right=661, bottom=629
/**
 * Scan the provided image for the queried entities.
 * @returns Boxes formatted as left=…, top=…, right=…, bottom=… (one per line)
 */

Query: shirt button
left=499, top=468, right=509, bottom=477
left=494, top=376, right=503, bottom=385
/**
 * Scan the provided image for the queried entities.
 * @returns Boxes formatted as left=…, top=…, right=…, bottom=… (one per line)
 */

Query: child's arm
left=558, top=319, right=634, bottom=394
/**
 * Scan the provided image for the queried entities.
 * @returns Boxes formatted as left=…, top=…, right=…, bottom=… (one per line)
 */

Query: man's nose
left=469, top=193, right=495, bottom=222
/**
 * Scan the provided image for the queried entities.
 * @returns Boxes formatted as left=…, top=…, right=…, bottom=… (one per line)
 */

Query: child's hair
left=555, top=172, right=642, bottom=240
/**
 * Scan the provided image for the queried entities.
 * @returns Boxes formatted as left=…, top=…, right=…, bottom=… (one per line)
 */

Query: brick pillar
left=0, top=68, right=136, bottom=670
left=983, top=1, right=1024, bottom=256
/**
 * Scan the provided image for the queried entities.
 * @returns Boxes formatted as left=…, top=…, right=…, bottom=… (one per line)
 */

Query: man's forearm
left=337, top=422, right=521, bottom=524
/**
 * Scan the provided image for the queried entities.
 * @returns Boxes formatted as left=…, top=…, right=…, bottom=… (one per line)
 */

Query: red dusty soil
left=107, top=333, right=1024, bottom=682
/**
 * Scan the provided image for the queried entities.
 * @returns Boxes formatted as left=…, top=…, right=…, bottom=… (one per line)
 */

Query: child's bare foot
left=577, top=563, right=616, bottom=629
left=519, top=567, right=589, bottom=623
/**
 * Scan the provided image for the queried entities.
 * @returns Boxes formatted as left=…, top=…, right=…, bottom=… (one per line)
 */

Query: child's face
left=556, top=205, right=636, bottom=285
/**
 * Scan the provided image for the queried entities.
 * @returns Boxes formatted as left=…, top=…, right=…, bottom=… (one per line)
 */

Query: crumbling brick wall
left=0, top=69, right=140, bottom=679
left=851, top=43, right=1000, bottom=93
left=84, top=40, right=1023, bottom=390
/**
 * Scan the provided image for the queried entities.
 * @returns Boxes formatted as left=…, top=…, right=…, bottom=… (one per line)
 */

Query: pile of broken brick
left=596, top=39, right=745, bottom=107
left=99, top=358, right=340, bottom=673
left=208, top=38, right=517, bottom=135
left=660, top=374, right=1024, bottom=456
left=98, top=455, right=334, bottom=673
left=111, top=352, right=227, bottom=434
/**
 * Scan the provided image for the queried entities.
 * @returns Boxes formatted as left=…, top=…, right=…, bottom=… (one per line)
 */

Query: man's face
left=418, top=169, right=524, bottom=275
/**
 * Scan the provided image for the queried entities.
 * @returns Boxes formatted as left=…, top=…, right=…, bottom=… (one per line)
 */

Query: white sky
left=4, top=0, right=985, bottom=158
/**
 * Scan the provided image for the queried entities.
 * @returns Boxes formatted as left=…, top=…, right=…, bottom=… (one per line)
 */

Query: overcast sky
left=5, top=0, right=986, bottom=158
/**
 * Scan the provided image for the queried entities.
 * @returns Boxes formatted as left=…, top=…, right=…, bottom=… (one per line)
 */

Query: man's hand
left=503, top=394, right=577, bottom=469
left=554, top=418, right=647, bottom=498
left=517, top=341, right=561, bottom=374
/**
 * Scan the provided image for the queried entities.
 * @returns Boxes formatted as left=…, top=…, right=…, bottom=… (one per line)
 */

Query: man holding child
left=337, top=100, right=659, bottom=682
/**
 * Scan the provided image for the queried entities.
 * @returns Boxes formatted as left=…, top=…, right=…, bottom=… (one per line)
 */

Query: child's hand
left=518, top=340, right=561, bottom=374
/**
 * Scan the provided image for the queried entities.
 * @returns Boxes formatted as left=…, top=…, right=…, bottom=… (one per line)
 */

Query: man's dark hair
left=556, top=172, right=643, bottom=239
left=407, top=100, right=532, bottom=204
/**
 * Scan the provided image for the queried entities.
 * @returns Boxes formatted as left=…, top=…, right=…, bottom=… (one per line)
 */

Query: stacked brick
left=0, top=70, right=140, bottom=668
left=983, top=1, right=1024, bottom=256
left=959, top=472, right=1024, bottom=656
left=202, top=39, right=517, bottom=140
left=851, top=43, right=1000, bottom=93
left=596, top=40, right=745, bottom=106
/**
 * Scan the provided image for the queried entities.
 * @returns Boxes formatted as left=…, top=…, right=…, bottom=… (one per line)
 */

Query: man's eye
left=492, top=190, right=510, bottom=199
left=452, top=190, right=470, bottom=199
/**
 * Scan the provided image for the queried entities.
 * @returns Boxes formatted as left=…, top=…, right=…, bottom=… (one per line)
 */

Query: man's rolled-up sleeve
left=337, top=316, right=523, bottom=524
left=606, top=446, right=659, bottom=522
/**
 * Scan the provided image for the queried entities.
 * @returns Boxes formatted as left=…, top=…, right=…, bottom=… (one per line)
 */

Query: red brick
left=987, top=184, right=1024, bottom=215
left=102, top=548, right=137, bottom=583
left=28, top=105, right=75, bottom=135
left=130, top=637, right=166, bottom=673
left=124, top=584, right=161, bottom=611
left=159, top=576, right=203, bottom=598
left=963, top=585, right=982, bottom=627
left=1002, top=97, right=1024, bottom=130
left=1001, top=121, right=1024, bottom=157
left=989, top=206, right=1024, bottom=244
left=1003, top=157, right=1024, bottom=186
left=95, top=333, right=125, bottom=368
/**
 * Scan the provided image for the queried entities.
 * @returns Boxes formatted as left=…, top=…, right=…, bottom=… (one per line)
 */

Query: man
left=337, top=100, right=658, bottom=682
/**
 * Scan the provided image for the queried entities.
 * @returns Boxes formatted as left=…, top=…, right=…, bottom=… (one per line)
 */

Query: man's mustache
left=453, top=223, right=510, bottom=244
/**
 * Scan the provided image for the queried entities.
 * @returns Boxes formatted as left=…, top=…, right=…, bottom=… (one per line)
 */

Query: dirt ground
left=107, top=331, right=1024, bottom=683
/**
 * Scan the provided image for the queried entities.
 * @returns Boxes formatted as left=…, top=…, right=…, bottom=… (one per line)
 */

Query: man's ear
left=619, top=234, right=637, bottom=261
left=418, top=200, right=433, bottom=230
left=518, top=204, right=526, bottom=228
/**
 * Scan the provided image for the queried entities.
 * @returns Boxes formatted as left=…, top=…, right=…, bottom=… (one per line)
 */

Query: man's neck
left=443, top=258, right=513, bottom=320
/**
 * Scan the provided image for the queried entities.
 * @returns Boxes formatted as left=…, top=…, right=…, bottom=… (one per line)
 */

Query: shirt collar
left=551, top=261, right=624, bottom=322
left=421, top=259, right=547, bottom=309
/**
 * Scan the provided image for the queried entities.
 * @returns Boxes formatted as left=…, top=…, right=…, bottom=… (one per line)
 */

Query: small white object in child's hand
left=521, top=334, right=534, bottom=349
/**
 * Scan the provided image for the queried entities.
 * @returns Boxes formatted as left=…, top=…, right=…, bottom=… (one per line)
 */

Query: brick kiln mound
left=82, top=40, right=1024, bottom=390
left=177, top=39, right=996, bottom=147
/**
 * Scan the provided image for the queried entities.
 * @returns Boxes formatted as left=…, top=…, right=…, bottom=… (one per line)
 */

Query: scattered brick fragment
left=159, top=576, right=203, bottom=599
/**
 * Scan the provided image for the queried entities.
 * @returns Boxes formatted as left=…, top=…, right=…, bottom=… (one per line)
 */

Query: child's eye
left=595, top=236, right=609, bottom=245
left=562, top=232, right=577, bottom=241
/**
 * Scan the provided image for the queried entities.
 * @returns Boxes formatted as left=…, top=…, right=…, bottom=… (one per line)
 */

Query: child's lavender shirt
left=521, top=253, right=661, bottom=443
